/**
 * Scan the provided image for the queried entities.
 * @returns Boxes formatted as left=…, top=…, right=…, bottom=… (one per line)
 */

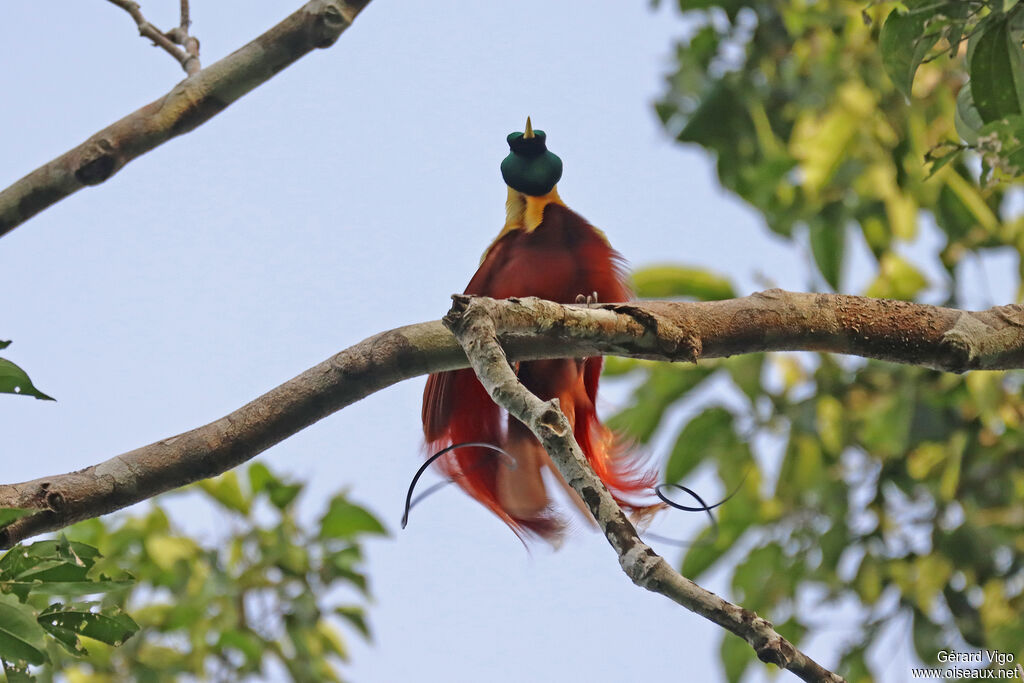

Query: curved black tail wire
left=404, top=442, right=753, bottom=548
left=401, top=442, right=517, bottom=529
left=643, top=466, right=752, bottom=548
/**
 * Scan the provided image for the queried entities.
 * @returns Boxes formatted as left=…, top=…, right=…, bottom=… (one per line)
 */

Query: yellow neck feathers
left=502, top=186, right=565, bottom=235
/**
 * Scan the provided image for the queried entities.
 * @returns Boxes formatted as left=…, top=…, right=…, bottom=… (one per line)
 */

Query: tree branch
left=0, top=0, right=370, bottom=239
left=166, top=0, right=201, bottom=72
left=105, top=0, right=199, bottom=74
left=2, top=291, right=1023, bottom=547
left=443, top=294, right=845, bottom=683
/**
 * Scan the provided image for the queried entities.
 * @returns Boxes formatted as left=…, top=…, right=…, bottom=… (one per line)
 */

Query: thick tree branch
left=0, top=0, right=370, bottom=239
left=443, top=294, right=845, bottom=683
left=2, top=291, right=1023, bottom=547
left=106, top=0, right=199, bottom=74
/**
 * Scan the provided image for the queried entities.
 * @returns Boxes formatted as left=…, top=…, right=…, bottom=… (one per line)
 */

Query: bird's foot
left=574, top=291, right=600, bottom=307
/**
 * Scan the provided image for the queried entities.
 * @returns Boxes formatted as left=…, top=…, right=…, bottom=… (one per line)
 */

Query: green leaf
left=677, top=78, right=755, bottom=150
left=609, top=365, right=715, bottom=443
left=323, top=547, right=370, bottom=595
left=269, top=483, right=303, bottom=510
left=720, top=631, right=754, bottom=683
left=808, top=222, right=844, bottom=289
left=0, top=358, right=54, bottom=401
left=197, top=471, right=250, bottom=515
left=0, top=593, right=48, bottom=666
left=679, top=527, right=727, bottom=579
left=319, top=496, right=386, bottom=541
left=865, top=253, right=928, bottom=300
left=665, top=406, right=736, bottom=484
left=0, top=508, right=33, bottom=528
left=879, top=4, right=941, bottom=98
left=724, top=354, right=764, bottom=402
left=1, top=658, right=34, bottom=683
left=969, top=16, right=1024, bottom=123
left=247, top=462, right=279, bottom=494
left=631, top=265, right=735, bottom=300
left=924, top=144, right=964, bottom=179
left=0, top=341, right=10, bottom=350
left=247, top=463, right=302, bottom=509
left=335, top=606, right=371, bottom=640
left=0, top=539, right=99, bottom=585
left=955, top=83, right=985, bottom=144
left=143, top=534, right=198, bottom=570
left=216, top=629, right=265, bottom=666
left=776, top=434, right=825, bottom=502
left=911, top=611, right=945, bottom=662
left=38, top=603, right=138, bottom=648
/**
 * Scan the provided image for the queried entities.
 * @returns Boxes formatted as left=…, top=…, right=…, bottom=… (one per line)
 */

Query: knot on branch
left=940, top=312, right=989, bottom=372
left=536, top=401, right=568, bottom=437
left=443, top=293, right=473, bottom=331
left=312, top=3, right=352, bottom=49
left=443, top=295, right=500, bottom=344
left=75, top=140, right=117, bottom=186
left=939, top=330, right=974, bottom=373
left=46, top=490, right=66, bottom=513
left=753, top=632, right=796, bottom=668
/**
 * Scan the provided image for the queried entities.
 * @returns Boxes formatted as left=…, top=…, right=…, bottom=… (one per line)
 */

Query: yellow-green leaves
left=196, top=471, right=250, bottom=515
left=144, top=535, right=198, bottom=571
left=652, top=2, right=1024, bottom=680
left=631, top=264, right=735, bottom=300
left=319, top=496, right=386, bottom=541
left=608, top=364, right=714, bottom=443
left=865, top=253, right=928, bottom=300
left=665, top=406, right=738, bottom=484
left=0, top=464, right=385, bottom=680
left=809, top=222, right=845, bottom=289
left=791, top=82, right=876, bottom=196
left=0, top=538, right=139, bottom=673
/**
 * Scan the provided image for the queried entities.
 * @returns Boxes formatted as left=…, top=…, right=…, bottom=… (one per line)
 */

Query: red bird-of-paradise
left=421, top=119, right=657, bottom=543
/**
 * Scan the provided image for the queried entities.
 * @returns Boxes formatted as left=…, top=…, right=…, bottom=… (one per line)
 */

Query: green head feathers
left=500, top=117, right=563, bottom=196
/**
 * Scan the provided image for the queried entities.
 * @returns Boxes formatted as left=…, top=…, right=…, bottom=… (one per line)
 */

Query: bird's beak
left=524, top=116, right=534, bottom=139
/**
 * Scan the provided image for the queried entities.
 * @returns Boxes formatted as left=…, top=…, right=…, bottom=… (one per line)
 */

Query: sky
left=0, top=2, right=951, bottom=682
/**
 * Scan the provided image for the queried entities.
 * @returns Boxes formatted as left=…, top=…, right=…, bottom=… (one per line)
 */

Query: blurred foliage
left=613, top=0, right=1024, bottom=680
left=0, top=535, right=137, bottom=682
left=0, top=341, right=53, bottom=401
left=0, top=463, right=385, bottom=682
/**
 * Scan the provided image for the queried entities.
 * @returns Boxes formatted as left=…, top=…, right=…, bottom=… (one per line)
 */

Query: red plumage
left=422, top=201, right=656, bottom=542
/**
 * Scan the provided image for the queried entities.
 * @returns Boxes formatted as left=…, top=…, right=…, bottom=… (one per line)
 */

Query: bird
left=421, top=118, right=656, bottom=543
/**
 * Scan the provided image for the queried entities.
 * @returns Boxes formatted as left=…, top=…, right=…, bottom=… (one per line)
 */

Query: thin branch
left=166, top=0, right=201, bottom=72
left=105, top=0, right=198, bottom=74
left=3, top=292, right=1024, bottom=546
left=443, top=295, right=845, bottom=683
left=0, top=0, right=370, bottom=239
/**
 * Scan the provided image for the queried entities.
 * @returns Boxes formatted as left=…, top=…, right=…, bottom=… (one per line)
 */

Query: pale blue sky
left=1, top=2, right=948, bottom=682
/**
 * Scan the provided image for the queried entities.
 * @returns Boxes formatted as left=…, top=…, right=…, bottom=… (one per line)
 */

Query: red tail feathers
left=420, top=201, right=659, bottom=543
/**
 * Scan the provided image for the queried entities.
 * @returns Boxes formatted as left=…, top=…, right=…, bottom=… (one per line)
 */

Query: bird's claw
left=574, top=292, right=600, bottom=307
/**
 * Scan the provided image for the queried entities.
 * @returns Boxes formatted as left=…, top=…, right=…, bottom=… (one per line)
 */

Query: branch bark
left=0, top=0, right=370, bottom=239
left=443, top=294, right=846, bottom=683
left=3, top=291, right=1024, bottom=547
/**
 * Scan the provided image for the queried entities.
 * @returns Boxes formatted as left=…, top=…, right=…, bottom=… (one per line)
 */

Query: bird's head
left=500, top=117, right=563, bottom=196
